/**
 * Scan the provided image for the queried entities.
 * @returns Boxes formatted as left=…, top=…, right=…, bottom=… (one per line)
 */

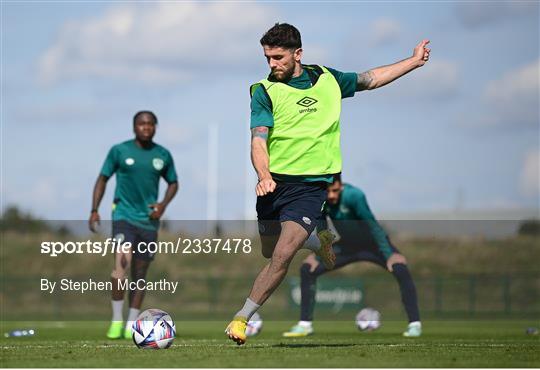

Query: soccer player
left=89, top=111, right=178, bottom=339
left=283, top=174, right=422, bottom=338
left=226, top=23, right=430, bottom=345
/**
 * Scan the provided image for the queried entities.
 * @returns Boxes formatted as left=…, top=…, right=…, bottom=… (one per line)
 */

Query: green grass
left=1, top=320, right=539, bottom=367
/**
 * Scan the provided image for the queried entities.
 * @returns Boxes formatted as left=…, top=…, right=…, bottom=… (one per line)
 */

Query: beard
left=272, top=65, right=295, bottom=82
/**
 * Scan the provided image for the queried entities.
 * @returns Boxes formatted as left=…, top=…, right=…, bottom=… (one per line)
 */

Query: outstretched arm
left=251, top=126, right=276, bottom=196
left=356, top=40, right=431, bottom=91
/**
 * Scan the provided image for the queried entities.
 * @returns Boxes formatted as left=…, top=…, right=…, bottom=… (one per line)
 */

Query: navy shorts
left=112, top=220, right=158, bottom=261
left=256, top=181, right=327, bottom=235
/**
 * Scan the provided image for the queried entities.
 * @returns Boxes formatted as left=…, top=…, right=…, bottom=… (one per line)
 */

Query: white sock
left=409, top=321, right=421, bottom=327
left=235, top=298, right=260, bottom=321
left=302, top=231, right=321, bottom=252
left=125, top=308, right=140, bottom=332
left=111, top=300, right=124, bottom=322
left=298, top=320, right=312, bottom=328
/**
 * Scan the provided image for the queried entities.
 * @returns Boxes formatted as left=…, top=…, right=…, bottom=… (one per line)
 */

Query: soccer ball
left=355, top=308, right=381, bottom=331
left=132, top=308, right=176, bottom=349
left=245, top=312, right=263, bottom=337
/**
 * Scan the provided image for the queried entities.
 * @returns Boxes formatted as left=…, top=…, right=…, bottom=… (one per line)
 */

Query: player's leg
left=226, top=221, right=309, bottom=345
left=226, top=182, right=326, bottom=345
left=122, top=257, right=151, bottom=338
left=253, top=182, right=327, bottom=306
left=123, top=227, right=157, bottom=338
left=251, top=221, right=309, bottom=304
left=362, top=243, right=422, bottom=337
left=225, top=193, right=280, bottom=344
left=283, top=250, right=361, bottom=337
left=107, top=221, right=134, bottom=339
left=389, top=261, right=421, bottom=337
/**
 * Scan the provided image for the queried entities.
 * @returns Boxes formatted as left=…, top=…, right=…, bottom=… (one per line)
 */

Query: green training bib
left=252, top=66, right=342, bottom=176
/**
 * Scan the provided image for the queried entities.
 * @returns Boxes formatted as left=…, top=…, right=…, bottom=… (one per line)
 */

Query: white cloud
left=481, top=59, right=539, bottom=128
left=485, top=60, right=539, bottom=104
left=370, top=18, right=401, bottom=47
left=520, top=149, right=539, bottom=197
left=38, top=2, right=276, bottom=85
left=455, top=1, right=538, bottom=29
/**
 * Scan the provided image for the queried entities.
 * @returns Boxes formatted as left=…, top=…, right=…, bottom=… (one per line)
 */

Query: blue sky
left=2, top=1, right=538, bottom=220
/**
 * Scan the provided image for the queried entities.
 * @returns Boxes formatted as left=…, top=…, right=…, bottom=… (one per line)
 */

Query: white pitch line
left=2, top=342, right=533, bottom=350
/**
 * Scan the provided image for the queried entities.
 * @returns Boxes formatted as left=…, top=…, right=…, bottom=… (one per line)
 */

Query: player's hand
left=148, top=203, right=165, bottom=220
left=386, top=253, right=407, bottom=272
left=88, top=211, right=100, bottom=233
left=256, top=177, right=276, bottom=196
left=412, top=39, right=430, bottom=66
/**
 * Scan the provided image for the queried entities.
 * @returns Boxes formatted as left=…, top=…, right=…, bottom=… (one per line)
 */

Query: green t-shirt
left=324, top=184, right=393, bottom=259
left=250, top=65, right=357, bottom=183
left=100, top=139, right=177, bottom=230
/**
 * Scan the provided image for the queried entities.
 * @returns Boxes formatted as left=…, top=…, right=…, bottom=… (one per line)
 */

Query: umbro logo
left=296, top=96, right=318, bottom=107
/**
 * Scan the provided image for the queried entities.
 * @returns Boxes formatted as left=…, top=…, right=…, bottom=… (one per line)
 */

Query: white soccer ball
left=245, top=312, right=263, bottom=337
left=132, top=308, right=176, bottom=349
left=355, top=308, right=381, bottom=331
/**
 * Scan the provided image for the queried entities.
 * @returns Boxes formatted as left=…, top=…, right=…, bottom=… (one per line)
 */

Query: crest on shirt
left=153, top=158, right=164, bottom=171
left=125, top=158, right=135, bottom=166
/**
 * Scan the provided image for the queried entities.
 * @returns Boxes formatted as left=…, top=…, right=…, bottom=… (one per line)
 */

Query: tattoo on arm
left=251, top=126, right=269, bottom=140
left=356, top=70, right=375, bottom=91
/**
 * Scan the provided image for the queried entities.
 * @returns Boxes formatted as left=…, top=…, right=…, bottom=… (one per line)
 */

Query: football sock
left=235, top=298, right=260, bottom=321
left=300, top=263, right=318, bottom=321
left=125, top=308, right=140, bottom=332
left=111, top=300, right=124, bottom=322
left=302, top=231, right=321, bottom=251
left=298, top=320, right=312, bottom=328
left=392, top=263, right=421, bottom=322
left=409, top=321, right=421, bottom=327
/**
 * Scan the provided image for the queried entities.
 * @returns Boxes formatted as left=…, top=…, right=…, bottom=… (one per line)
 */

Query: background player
left=283, top=174, right=422, bottom=338
left=89, top=111, right=178, bottom=339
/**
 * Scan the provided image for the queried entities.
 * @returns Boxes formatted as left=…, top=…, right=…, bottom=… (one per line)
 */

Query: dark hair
left=133, top=110, right=158, bottom=126
left=332, top=173, right=342, bottom=184
left=260, top=23, right=302, bottom=49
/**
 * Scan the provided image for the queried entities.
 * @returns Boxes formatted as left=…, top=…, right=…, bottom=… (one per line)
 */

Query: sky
left=2, top=1, right=539, bottom=220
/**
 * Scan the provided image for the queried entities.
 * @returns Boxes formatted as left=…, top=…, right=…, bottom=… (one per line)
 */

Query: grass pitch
left=1, top=320, right=539, bottom=367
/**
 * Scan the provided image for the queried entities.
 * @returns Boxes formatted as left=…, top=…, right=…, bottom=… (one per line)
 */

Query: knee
left=111, top=266, right=128, bottom=280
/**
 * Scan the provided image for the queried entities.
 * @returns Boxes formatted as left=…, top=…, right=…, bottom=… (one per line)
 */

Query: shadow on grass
left=271, top=343, right=361, bottom=348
